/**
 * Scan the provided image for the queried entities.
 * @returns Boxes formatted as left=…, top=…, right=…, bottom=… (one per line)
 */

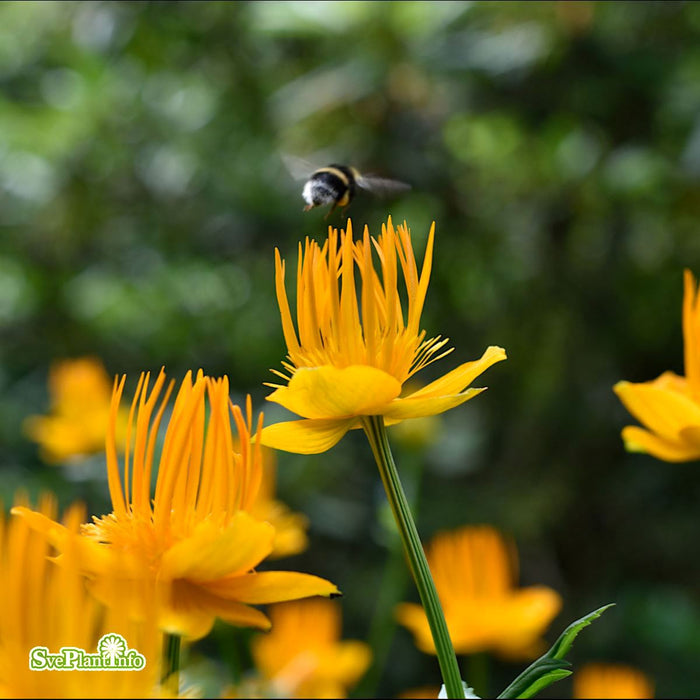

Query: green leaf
left=548, top=603, right=616, bottom=661
left=518, top=669, right=572, bottom=698
left=496, top=604, right=614, bottom=699
left=497, top=658, right=572, bottom=699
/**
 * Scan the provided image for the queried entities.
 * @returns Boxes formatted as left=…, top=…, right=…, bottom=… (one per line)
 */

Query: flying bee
left=282, top=154, right=412, bottom=219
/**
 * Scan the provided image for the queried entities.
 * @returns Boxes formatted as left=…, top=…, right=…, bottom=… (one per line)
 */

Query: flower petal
left=161, top=511, right=275, bottom=582
left=11, top=506, right=71, bottom=547
left=621, top=425, right=700, bottom=462
left=320, top=642, right=373, bottom=686
left=89, top=576, right=272, bottom=641
left=396, top=586, right=561, bottom=660
left=383, top=388, right=486, bottom=421
left=11, top=506, right=117, bottom=575
left=490, top=587, right=563, bottom=659
left=395, top=602, right=435, bottom=654
left=203, top=570, right=340, bottom=604
left=267, top=365, right=402, bottom=419
left=614, top=380, right=700, bottom=441
left=165, top=580, right=271, bottom=638
left=408, top=346, right=506, bottom=399
left=255, top=500, right=309, bottom=559
left=259, top=418, right=357, bottom=454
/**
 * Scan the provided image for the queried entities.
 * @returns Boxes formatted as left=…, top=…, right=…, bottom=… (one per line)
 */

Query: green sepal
left=496, top=603, right=615, bottom=699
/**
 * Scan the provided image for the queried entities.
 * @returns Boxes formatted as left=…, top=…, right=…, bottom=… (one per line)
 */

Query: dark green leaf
left=516, top=668, right=573, bottom=699
left=548, top=603, right=616, bottom=661
left=497, top=604, right=614, bottom=699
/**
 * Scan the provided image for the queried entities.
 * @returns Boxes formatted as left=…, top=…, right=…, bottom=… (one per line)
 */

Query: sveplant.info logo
left=29, top=633, right=146, bottom=671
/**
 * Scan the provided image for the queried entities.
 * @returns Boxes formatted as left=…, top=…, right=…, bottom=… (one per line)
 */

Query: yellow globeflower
left=24, top=357, right=129, bottom=464
left=249, top=447, right=309, bottom=558
left=614, top=269, right=700, bottom=462
left=259, top=217, right=506, bottom=454
left=14, top=369, right=338, bottom=641
left=573, top=662, right=654, bottom=699
left=0, top=494, right=160, bottom=698
left=251, top=598, right=371, bottom=699
left=395, top=525, right=562, bottom=660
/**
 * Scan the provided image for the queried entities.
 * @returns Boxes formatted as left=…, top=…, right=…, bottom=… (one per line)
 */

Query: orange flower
left=614, top=269, right=700, bottom=461
left=395, top=525, right=561, bottom=660
left=0, top=494, right=160, bottom=698
left=14, top=369, right=338, bottom=641
left=251, top=598, right=371, bottom=699
left=573, top=663, right=654, bottom=699
left=260, top=217, right=505, bottom=454
left=24, top=357, right=128, bottom=464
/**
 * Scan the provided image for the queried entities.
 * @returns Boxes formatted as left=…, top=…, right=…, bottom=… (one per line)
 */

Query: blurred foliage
left=3, top=1, right=700, bottom=697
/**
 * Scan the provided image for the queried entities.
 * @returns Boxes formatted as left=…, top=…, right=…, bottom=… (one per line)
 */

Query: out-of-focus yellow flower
left=395, top=525, right=562, bottom=660
left=389, top=413, right=442, bottom=452
left=259, top=217, right=506, bottom=454
left=221, top=677, right=271, bottom=699
left=389, top=382, right=443, bottom=451
left=573, top=662, right=654, bottom=699
left=0, top=493, right=161, bottom=698
left=251, top=598, right=371, bottom=699
left=614, top=269, right=700, bottom=462
left=14, top=369, right=338, bottom=641
left=249, top=448, right=309, bottom=558
left=23, top=357, right=129, bottom=464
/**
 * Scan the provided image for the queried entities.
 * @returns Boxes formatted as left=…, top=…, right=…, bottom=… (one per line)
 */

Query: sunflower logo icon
left=97, top=633, right=127, bottom=666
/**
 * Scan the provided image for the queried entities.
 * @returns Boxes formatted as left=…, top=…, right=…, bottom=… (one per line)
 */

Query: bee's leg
left=324, top=201, right=339, bottom=220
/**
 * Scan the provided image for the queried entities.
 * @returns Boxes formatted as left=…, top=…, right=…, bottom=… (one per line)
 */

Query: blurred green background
left=2, top=1, right=700, bottom=697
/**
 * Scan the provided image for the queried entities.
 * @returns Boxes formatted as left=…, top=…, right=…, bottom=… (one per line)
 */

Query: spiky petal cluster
left=261, top=217, right=506, bottom=454
left=1, top=494, right=160, bottom=697
left=15, top=369, right=338, bottom=640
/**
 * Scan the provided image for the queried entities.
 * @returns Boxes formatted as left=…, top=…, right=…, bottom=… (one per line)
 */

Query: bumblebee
left=282, top=155, right=411, bottom=218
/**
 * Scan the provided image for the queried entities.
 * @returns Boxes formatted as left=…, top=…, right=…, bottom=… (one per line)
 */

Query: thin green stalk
left=162, top=633, right=181, bottom=695
left=362, top=415, right=465, bottom=700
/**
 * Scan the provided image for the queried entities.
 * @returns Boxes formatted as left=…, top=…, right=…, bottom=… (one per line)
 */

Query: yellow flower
left=251, top=598, right=371, bottom=699
left=14, top=369, right=338, bottom=641
left=389, top=413, right=442, bottom=452
left=614, top=269, right=700, bottom=462
left=0, top=493, right=161, bottom=698
left=23, top=357, right=129, bottom=464
left=248, top=447, right=309, bottom=558
left=259, top=217, right=506, bottom=454
left=573, top=662, right=654, bottom=699
left=395, top=525, right=562, bottom=660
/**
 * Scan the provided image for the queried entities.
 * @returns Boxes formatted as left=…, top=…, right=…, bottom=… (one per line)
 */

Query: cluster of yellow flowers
left=9, top=215, right=668, bottom=698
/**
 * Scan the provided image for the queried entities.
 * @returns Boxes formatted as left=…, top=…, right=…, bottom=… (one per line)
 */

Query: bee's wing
left=355, top=173, right=412, bottom=197
left=280, top=153, right=319, bottom=181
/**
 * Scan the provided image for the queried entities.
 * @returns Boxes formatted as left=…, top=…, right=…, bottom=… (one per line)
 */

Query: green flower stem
left=362, top=415, right=465, bottom=700
left=162, top=633, right=181, bottom=694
